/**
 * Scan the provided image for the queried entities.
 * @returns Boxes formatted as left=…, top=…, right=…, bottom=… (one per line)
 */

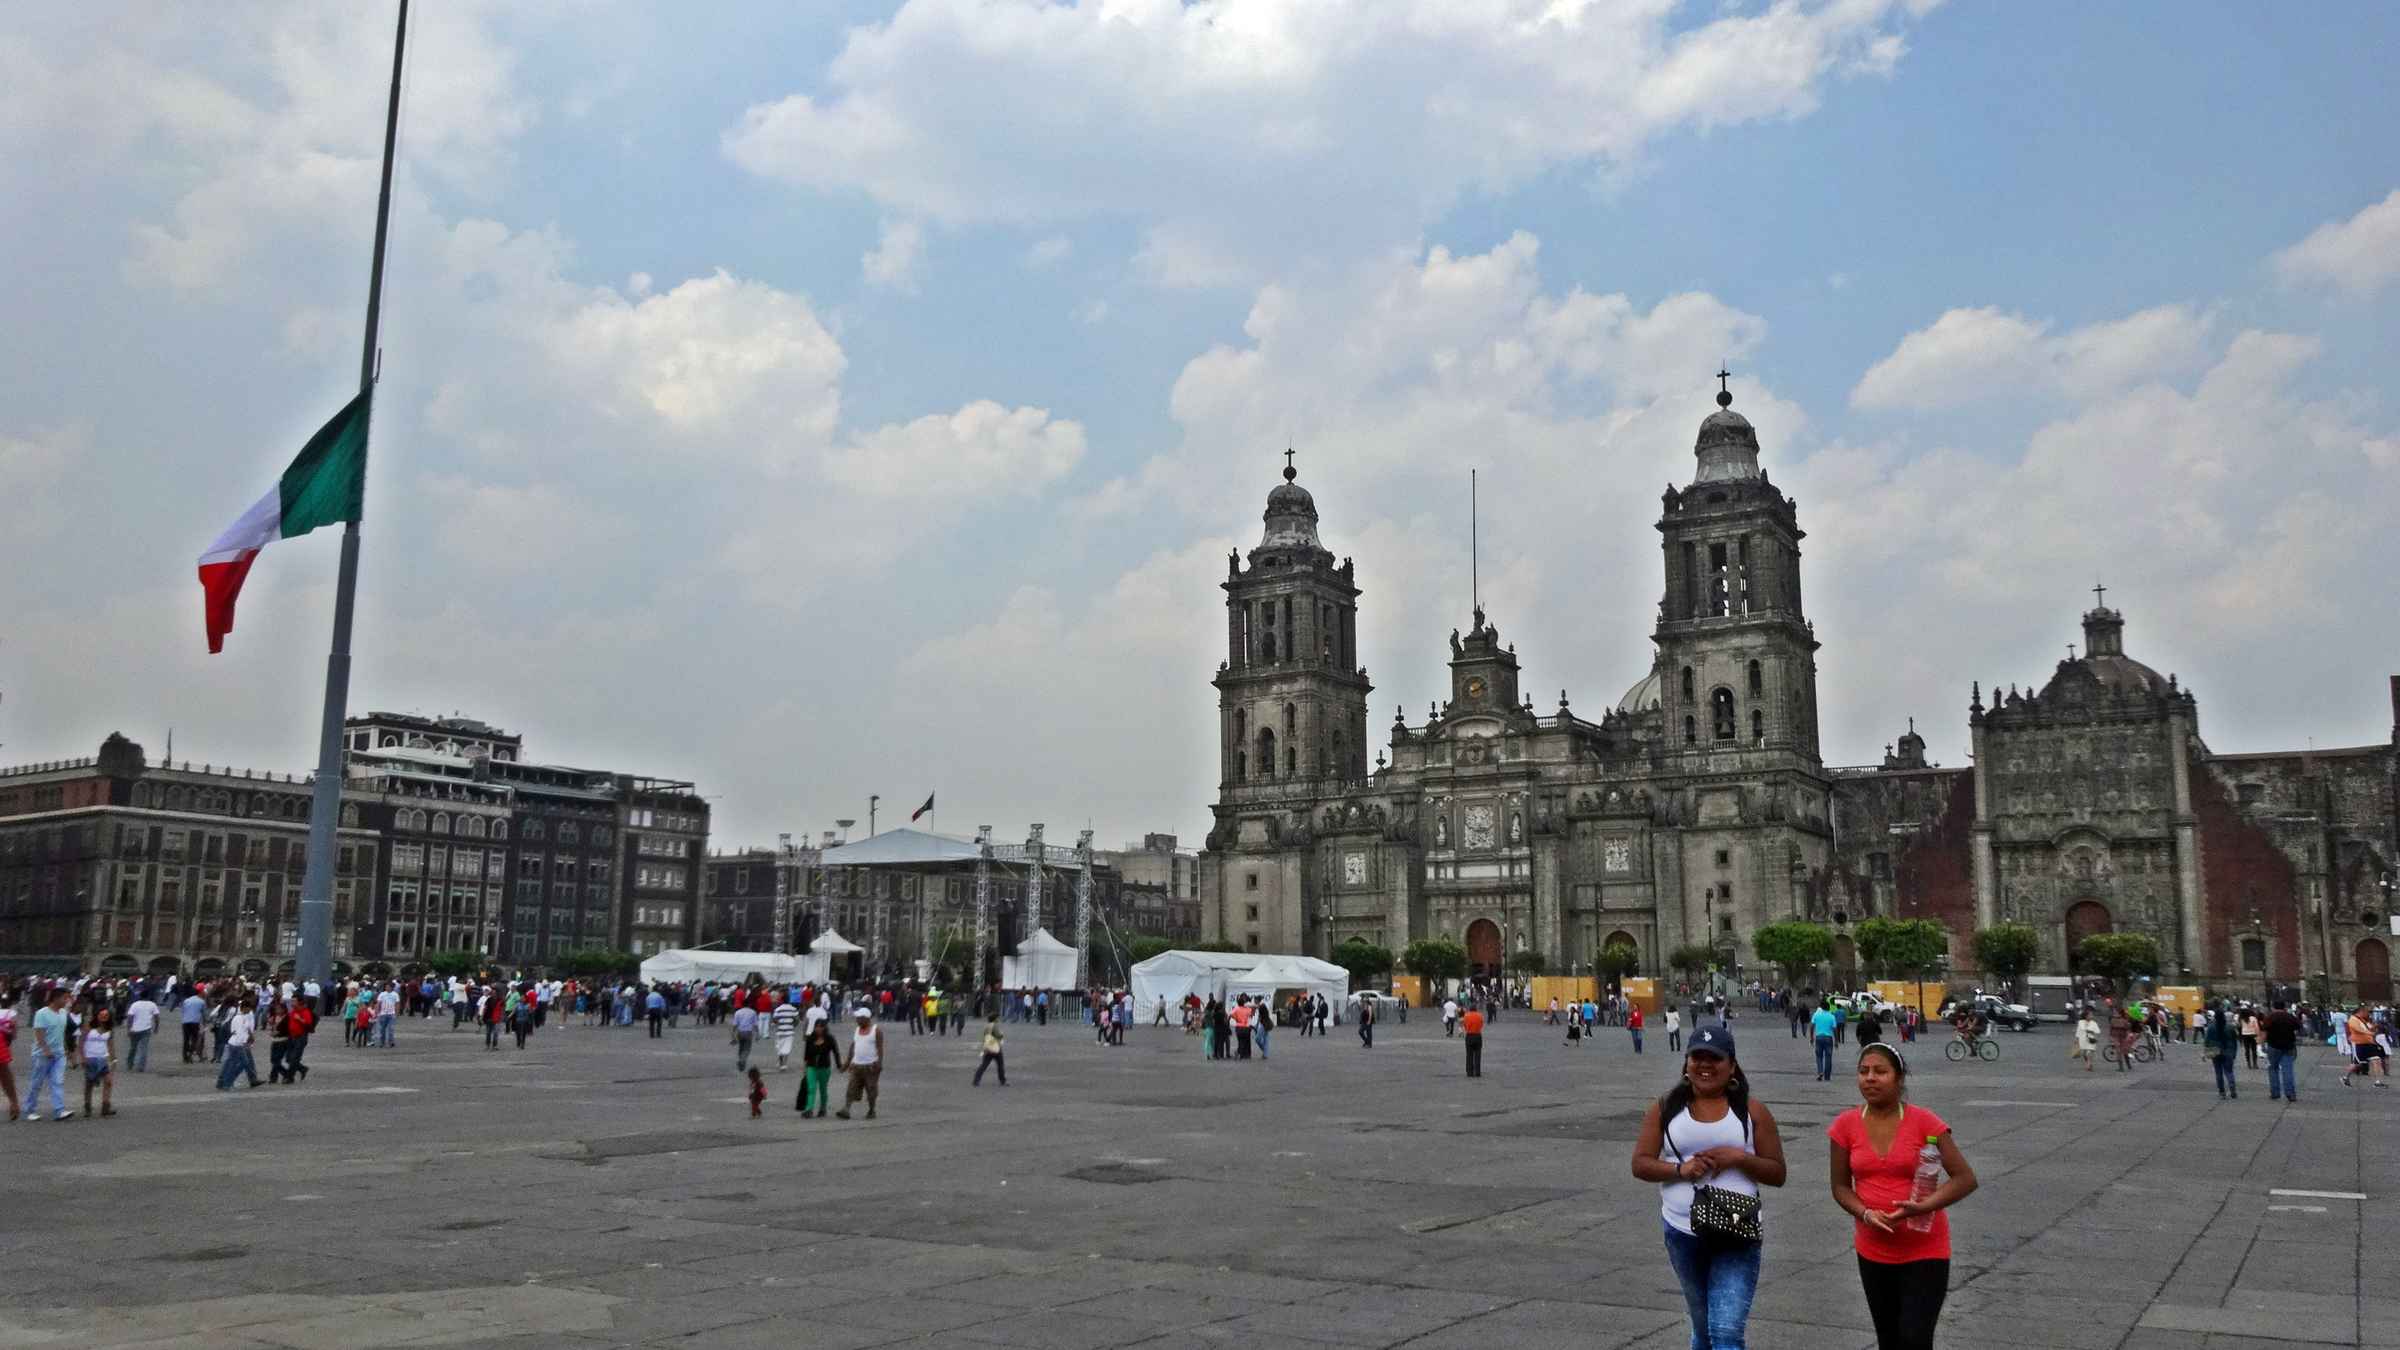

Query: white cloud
left=823, top=400, right=1085, bottom=498
left=862, top=219, right=927, bottom=292
left=1024, top=235, right=1072, bottom=268
left=724, top=0, right=1940, bottom=280
left=2273, top=188, right=2400, bottom=296
left=1850, top=303, right=2211, bottom=411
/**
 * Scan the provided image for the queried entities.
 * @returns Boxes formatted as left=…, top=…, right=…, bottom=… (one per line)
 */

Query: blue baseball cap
left=1688, top=1025, right=1735, bottom=1058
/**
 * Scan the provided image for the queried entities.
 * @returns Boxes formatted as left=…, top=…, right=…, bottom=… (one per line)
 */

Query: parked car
left=1345, top=991, right=1408, bottom=1018
left=1939, top=992, right=2038, bottom=1032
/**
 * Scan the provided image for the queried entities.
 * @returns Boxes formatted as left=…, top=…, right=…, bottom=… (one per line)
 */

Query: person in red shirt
left=1460, top=1005, right=1486, bottom=1077
left=1827, top=1044, right=1978, bottom=1350
left=1627, top=1003, right=1645, bottom=1054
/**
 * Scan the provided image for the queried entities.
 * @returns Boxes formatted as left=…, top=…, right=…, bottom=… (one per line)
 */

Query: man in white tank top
left=835, top=1007, right=885, bottom=1120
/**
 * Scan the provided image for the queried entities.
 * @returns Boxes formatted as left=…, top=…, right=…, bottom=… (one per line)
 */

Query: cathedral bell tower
left=1654, top=377, right=1822, bottom=763
left=1214, top=454, right=1374, bottom=790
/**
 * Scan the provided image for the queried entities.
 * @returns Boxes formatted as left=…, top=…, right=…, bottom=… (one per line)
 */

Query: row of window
left=631, top=904, right=684, bottom=928
left=520, top=818, right=611, bottom=846
left=392, top=808, right=507, bottom=840
left=634, top=865, right=689, bottom=891
left=625, top=808, right=701, bottom=832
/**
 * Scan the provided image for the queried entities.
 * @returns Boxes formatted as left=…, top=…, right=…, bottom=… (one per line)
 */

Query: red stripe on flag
left=198, top=550, right=261, bottom=654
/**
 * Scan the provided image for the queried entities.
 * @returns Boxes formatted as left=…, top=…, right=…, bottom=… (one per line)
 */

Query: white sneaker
left=54, top=1111, right=74, bottom=1121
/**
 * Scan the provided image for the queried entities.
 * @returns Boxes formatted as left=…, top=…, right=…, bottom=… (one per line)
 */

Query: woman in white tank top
left=1631, top=1025, right=1786, bottom=1349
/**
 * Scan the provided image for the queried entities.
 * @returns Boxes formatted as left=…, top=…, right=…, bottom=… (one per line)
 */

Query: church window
left=1751, top=709, right=1765, bottom=746
left=1260, top=604, right=1275, bottom=661
left=1683, top=716, right=1697, bottom=746
left=1708, top=542, right=1730, bottom=616
left=1680, top=666, right=1695, bottom=702
left=1738, top=536, right=1753, bottom=613
left=1257, top=729, right=1276, bottom=779
left=1747, top=660, right=1762, bottom=697
left=1287, top=745, right=1297, bottom=774
left=1245, top=873, right=1258, bottom=892
left=1332, top=729, right=1345, bottom=776
left=1282, top=598, right=1294, bottom=664
left=1711, top=689, right=1736, bottom=742
left=1681, top=541, right=1699, bottom=617
left=1715, top=850, right=1730, bottom=868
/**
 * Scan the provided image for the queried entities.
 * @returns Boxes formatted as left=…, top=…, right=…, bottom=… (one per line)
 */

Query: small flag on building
left=196, top=391, right=373, bottom=653
left=910, top=792, right=935, bottom=822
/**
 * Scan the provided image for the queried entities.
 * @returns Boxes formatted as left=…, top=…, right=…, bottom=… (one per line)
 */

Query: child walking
left=746, top=1067, right=766, bottom=1118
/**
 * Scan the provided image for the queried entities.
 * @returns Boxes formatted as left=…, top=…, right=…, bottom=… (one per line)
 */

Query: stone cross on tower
left=2092, top=581, right=2107, bottom=607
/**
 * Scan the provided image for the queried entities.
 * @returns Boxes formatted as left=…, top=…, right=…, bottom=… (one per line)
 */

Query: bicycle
left=1945, top=1033, right=2000, bottom=1062
left=2101, top=1038, right=2156, bottom=1065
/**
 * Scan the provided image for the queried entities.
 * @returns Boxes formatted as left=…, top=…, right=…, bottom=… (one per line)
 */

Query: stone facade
left=1200, top=392, right=1835, bottom=981
left=1198, top=393, right=2399, bottom=1001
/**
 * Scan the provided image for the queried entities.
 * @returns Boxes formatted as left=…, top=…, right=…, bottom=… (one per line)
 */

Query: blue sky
left=4, top=1, right=2395, bottom=850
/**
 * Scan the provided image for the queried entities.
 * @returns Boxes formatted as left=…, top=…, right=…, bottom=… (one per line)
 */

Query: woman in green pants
left=795, top=1021, right=838, bottom=1117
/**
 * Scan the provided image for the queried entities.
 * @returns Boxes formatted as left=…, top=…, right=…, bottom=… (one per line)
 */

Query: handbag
left=1666, top=1114, right=1764, bottom=1244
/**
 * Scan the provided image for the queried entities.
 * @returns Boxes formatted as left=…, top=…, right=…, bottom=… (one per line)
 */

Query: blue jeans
left=1814, top=1035, right=1835, bottom=1080
left=1632, top=1028, right=1644, bottom=1054
left=374, top=1013, right=396, bottom=1047
left=127, top=1030, right=152, bottom=1071
left=2265, top=1046, right=2297, bottom=1099
left=2212, top=1052, right=2237, bottom=1096
left=216, top=1045, right=257, bottom=1089
left=30, top=1052, right=68, bottom=1115
left=1662, top=1222, right=1760, bottom=1349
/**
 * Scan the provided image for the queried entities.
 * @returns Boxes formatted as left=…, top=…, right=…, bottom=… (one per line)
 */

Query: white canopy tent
left=638, top=948, right=805, bottom=986
left=795, top=929, right=865, bottom=985
left=1224, top=954, right=1350, bottom=1007
left=1001, top=927, right=1077, bottom=990
left=1129, top=948, right=1269, bottom=1013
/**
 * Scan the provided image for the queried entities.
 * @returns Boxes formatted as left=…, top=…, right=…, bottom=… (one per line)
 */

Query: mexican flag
left=197, top=390, right=372, bottom=653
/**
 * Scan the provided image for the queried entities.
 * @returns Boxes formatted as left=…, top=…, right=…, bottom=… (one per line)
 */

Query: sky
left=5, top=1, right=2396, bottom=854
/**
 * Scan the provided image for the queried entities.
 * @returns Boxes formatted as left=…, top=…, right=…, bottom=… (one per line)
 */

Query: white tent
left=638, top=948, right=804, bottom=986
left=1001, top=926, right=1077, bottom=990
left=1129, top=948, right=1268, bottom=1013
left=809, top=930, right=863, bottom=954
left=795, top=929, right=865, bottom=985
left=1224, top=954, right=1350, bottom=1007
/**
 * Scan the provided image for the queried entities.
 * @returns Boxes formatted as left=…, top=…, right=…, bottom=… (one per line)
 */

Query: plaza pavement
left=2, top=1006, right=2390, bottom=1350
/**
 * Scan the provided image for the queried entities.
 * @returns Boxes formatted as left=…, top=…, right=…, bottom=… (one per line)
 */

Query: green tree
left=1854, top=917, right=1948, bottom=980
left=564, top=948, right=639, bottom=978
left=1506, top=949, right=1548, bottom=977
left=1595, top=941, right=1642, bottom=981
left=1973, top=923, right=2042, bottom=996
left=424, top=949, right=484, bottom=979
left=1749, top=922, right=1834, bottom=984
left=1401, top=938, right=1469, bottom=983
left=1667, top=943, right=1715, bottom=978
left=1128, top=937, right=1177, bottom=966
left=2074, top=932, right=2161, bottom=992
left=1331, top=938, right=1395, bottom=987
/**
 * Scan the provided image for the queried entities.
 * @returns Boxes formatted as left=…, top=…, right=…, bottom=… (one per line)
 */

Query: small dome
left=1259, top=461, right=1323, bottom=551
left=1616, top=667, right=1663, bottom=715
left=1694, top=404, right=1761, bottom=483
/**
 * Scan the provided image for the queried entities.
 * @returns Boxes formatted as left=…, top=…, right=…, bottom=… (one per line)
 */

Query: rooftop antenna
left=1470, top=467, right=1479, bottom=621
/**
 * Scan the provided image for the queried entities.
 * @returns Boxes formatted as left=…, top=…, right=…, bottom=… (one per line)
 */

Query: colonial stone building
left=1824, top=608, right=2397, bottom=1002
left=1201, top=388, right=1837, bottom=980
left=1198, top=389, right=2399, bottom=1001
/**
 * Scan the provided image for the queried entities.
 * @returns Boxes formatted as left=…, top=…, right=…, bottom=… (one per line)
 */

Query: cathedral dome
left=2037, top=603, right=2171, bottom=699
left=1616, top=667, right=1663, bottom=715
left=1259, top=460, right=1323, bottom=550
left=1694, top=387, right=1761, bottom=483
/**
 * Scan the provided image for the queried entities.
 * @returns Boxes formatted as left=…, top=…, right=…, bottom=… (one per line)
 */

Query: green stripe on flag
left=278, top=389, right=372, bottom=537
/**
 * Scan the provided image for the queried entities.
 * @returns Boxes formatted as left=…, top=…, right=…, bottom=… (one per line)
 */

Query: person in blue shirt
left=645, top=987, right=667, bottom=1038
left=1810, top=1000, right=1840, bottom=1081
left=29, top=986, right=76, bottom=1120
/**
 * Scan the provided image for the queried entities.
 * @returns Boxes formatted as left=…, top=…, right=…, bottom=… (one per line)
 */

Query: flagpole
left=295, top=0, right=408, bottom=988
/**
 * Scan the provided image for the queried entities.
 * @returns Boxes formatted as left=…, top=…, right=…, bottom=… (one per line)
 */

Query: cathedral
left=1197, top=386, right=2399, bottom=1002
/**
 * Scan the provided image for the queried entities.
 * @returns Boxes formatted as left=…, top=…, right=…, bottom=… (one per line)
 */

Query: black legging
left=1857, top=1256, right=1948, bottom=1350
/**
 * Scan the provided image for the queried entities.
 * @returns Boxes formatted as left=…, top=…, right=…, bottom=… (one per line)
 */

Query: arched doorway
left=1465, top=919, right=1502, bottom=977
left=1831, top=936, right=1858, bottom=989
left=2065, top=900, right=2112, bottom=967
left=1603, top=929, right=1639, bottom=992
left=2358, top=938, right=2393, bottom=1004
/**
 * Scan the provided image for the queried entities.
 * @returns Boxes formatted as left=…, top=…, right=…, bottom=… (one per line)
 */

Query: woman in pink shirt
left=1827, top=1044, right=1978, bottom=1350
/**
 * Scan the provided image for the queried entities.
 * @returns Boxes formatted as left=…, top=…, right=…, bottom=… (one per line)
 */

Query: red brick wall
left=2189, top=749, right=2301, bottom=980
left=1891, top=772, right=1981, bottom=956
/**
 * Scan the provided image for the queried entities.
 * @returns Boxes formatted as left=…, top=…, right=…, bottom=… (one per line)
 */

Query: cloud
left=724, top=0, right=1940, bottom=281
left=1023, top=235, right=1071, bottom=269
left=2273, top=188, right=2400, bottom=296
left=1850, top=303, right=2212, bottom=411
left=823, top=400, right=1085, bottom=499
left=862, top=218, right=927, bottom=292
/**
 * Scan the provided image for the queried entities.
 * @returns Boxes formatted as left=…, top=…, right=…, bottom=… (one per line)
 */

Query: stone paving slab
left=3, top=1013, right=2386, bottom=1349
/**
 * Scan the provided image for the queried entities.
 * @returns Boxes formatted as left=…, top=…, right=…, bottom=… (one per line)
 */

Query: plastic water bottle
left=1905, top=1136, right=1943, bottom=1232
